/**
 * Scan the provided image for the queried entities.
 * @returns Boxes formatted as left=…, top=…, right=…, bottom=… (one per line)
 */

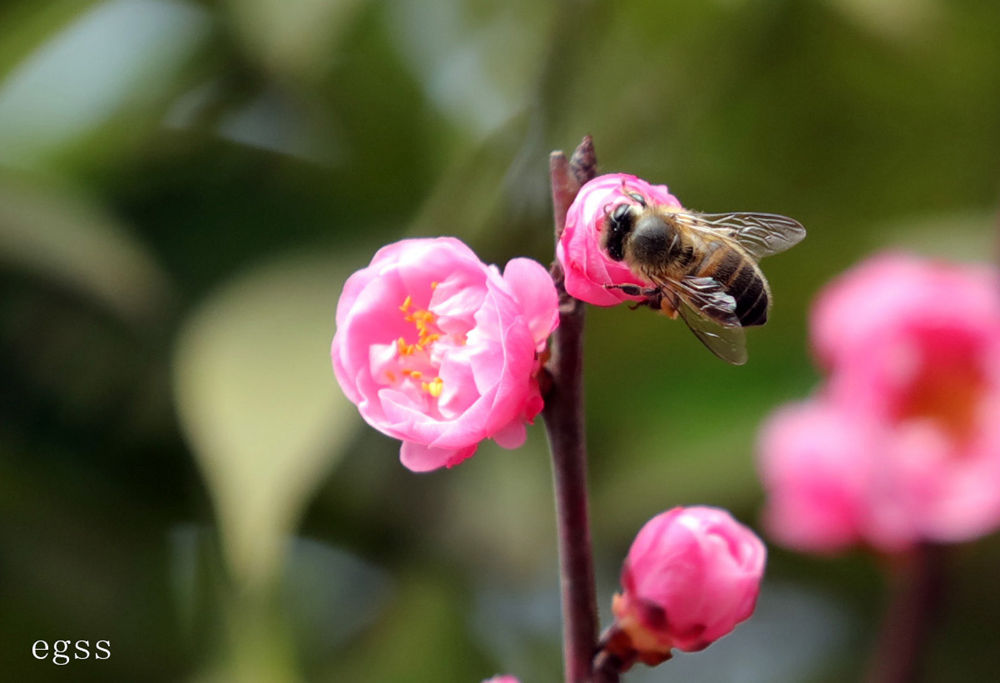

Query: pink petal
left=399, top=440, right=477, bottom=472
left=757, top=400, right=874, bottom=553
left=502, top=258, right=559, bottom=348
left=492, top=420, right=526, bottom=449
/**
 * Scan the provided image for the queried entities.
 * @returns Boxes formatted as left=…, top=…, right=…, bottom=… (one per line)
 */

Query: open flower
left=604, top=506, right=766, bottom=669
left=332, top=238, right=558, bottom=472
left=556, top=173, right=682, bottom=306
left=758, top=253, right=1000, bottom=552
left=758, top=400, right=882, bottom=552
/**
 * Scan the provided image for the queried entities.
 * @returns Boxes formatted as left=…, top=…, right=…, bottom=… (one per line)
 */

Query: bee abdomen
left=730, top=264, right=769, bottom=326
left=692, top=247, right=769, bottom=327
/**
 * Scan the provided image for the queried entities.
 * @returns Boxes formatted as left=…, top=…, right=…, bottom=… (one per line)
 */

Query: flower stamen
left=422, top=377, right=444, bottom=397
left=394, top=290, right=449, bottom=400
left=397, top=337, right=416, bottom=356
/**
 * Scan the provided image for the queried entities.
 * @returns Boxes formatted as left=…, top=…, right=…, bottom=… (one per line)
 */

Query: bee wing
left=653, top=275, right=749, bottom=365
left=676, top=298, right=748, bottom=365
left=671, top=211, right=806, bottom=260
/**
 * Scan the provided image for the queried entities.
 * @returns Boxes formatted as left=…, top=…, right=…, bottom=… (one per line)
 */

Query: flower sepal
left=597, top=603, right=674, bottom=675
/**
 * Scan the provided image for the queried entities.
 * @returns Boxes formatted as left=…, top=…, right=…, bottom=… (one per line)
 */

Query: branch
left=542, top=136, right=599, bottom=683
left=865, top=544, right=947, bottom=683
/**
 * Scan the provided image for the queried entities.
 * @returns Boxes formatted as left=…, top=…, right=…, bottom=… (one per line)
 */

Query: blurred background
left=2, top=0, right=1000, bottom=681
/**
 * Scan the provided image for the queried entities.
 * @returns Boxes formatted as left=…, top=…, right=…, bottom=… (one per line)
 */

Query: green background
left=2, top=0, right=999, bottom=681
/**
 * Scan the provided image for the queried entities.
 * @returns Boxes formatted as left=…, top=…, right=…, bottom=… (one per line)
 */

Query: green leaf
left=172, top=251, right=359, bottom=590
left=0, top=173, right=170, bottom=323
left=224, top=0, right=366, bottom=82
left=0, top=0, right=211, bottom=171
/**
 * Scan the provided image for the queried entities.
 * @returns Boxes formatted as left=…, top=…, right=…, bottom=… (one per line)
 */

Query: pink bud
left=556, top=173, right=683, bottom=306
left=331, top=238, right=558, bottom=472
left=608, top=507, right=766, bottom=667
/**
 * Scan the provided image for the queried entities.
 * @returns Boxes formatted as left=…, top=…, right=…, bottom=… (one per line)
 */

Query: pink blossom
left=758, top=253, right=1000, bottom=552
left=758, top=401, right=886, bottom=552
left=608, top=506, right=766, bottom=666
left=480, top=677, right=519, bottom=683
left=331, top=238, right=558, bottom=472
left=556, top=173, right=682, bottom=306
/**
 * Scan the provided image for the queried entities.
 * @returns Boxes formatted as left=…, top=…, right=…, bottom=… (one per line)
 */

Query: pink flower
left=606, top=507, right=766, bottom=668
left=758, top=253, right=1000, bottom=552
left=758, top=401, right=886, bottom=552
left=812, top=253, right=1000, bottom=373
left=331, top=237, right=558, bottom=472
left=556, top=173, right=682, bottom=306
left=480, top=677, right=519, bottom=683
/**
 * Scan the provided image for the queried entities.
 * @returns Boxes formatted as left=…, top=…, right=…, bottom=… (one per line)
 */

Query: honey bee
left=602, top=190, right=805, bottom=365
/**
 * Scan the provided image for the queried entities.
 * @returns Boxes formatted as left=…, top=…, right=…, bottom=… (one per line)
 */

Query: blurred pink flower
left=758, top=401, right=885, bottom=552
left=812, top=253, right=1000, bottom=372
left=607, top=506, right=766, bottom=668
left=480, top=677, right=519, bottom=683
left=556, top=173, right=682, bottom=306
left=332, top=238, right=558, bottom=472
left=759, top=253, right=1000, bottom=552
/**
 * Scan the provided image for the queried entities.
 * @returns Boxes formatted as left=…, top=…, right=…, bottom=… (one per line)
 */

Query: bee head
left=603, top=202, right=636, bottom=261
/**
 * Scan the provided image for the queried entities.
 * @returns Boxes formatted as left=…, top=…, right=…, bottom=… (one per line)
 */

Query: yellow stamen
left=397, top=337, right=416, bottom=356
left=422, top=377, right=444, bottom=398
left=399, top=295, right=412, bottom=313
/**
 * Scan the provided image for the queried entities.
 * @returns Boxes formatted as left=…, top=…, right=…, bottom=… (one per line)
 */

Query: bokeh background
left=3, top=0, right=1000, bottom=681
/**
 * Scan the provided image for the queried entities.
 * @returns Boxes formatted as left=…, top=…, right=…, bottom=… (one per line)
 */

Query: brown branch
left=865, top=544, right=947, bottom=683
left=592, top=653, right=623, bottom=683
left=542, top=136, right=600, bottom=683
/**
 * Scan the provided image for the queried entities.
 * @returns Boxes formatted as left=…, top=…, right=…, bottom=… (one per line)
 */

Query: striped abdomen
left=680, top=238, right=770, bottom=326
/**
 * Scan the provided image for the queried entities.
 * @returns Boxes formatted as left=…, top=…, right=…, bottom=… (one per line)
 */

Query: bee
left=601, top=190, right=806, bottom=365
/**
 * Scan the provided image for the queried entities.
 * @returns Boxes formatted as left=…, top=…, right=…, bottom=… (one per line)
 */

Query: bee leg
left=604, top=283, right=674, bottom=315
left=657, top=295, right=679, bottom=319
left=638, top=289, right=677, bottom=318
left=603, top=283, right=660, bottom=297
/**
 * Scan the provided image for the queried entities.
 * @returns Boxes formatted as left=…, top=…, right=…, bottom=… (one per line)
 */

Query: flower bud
left=605, top=506, right=766, bottom=669
left=556, top=173, right=682, bottom=306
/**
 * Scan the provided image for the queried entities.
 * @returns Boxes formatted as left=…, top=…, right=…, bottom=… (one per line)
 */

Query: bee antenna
left=618, top=179, right=648, bottom=207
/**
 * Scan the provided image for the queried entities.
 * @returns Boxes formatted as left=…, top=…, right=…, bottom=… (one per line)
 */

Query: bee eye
left=611, top=204, right=632, bottom=222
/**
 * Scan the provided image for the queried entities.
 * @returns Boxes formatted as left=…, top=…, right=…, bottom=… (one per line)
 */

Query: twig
left=542, top=136, right=600, bottom=683
left=865, top=544, right=947, bottom=683
left=592, top=647, right=626, bottom=683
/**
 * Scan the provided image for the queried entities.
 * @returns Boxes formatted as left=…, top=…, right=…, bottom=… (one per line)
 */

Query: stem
left=542, top=136, right=599, bottom=683
left=865, top=544, right=947, bottom=683
left=593, top=640, right=635, bottom=683
left=592, top=648, right=624, bottom=683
